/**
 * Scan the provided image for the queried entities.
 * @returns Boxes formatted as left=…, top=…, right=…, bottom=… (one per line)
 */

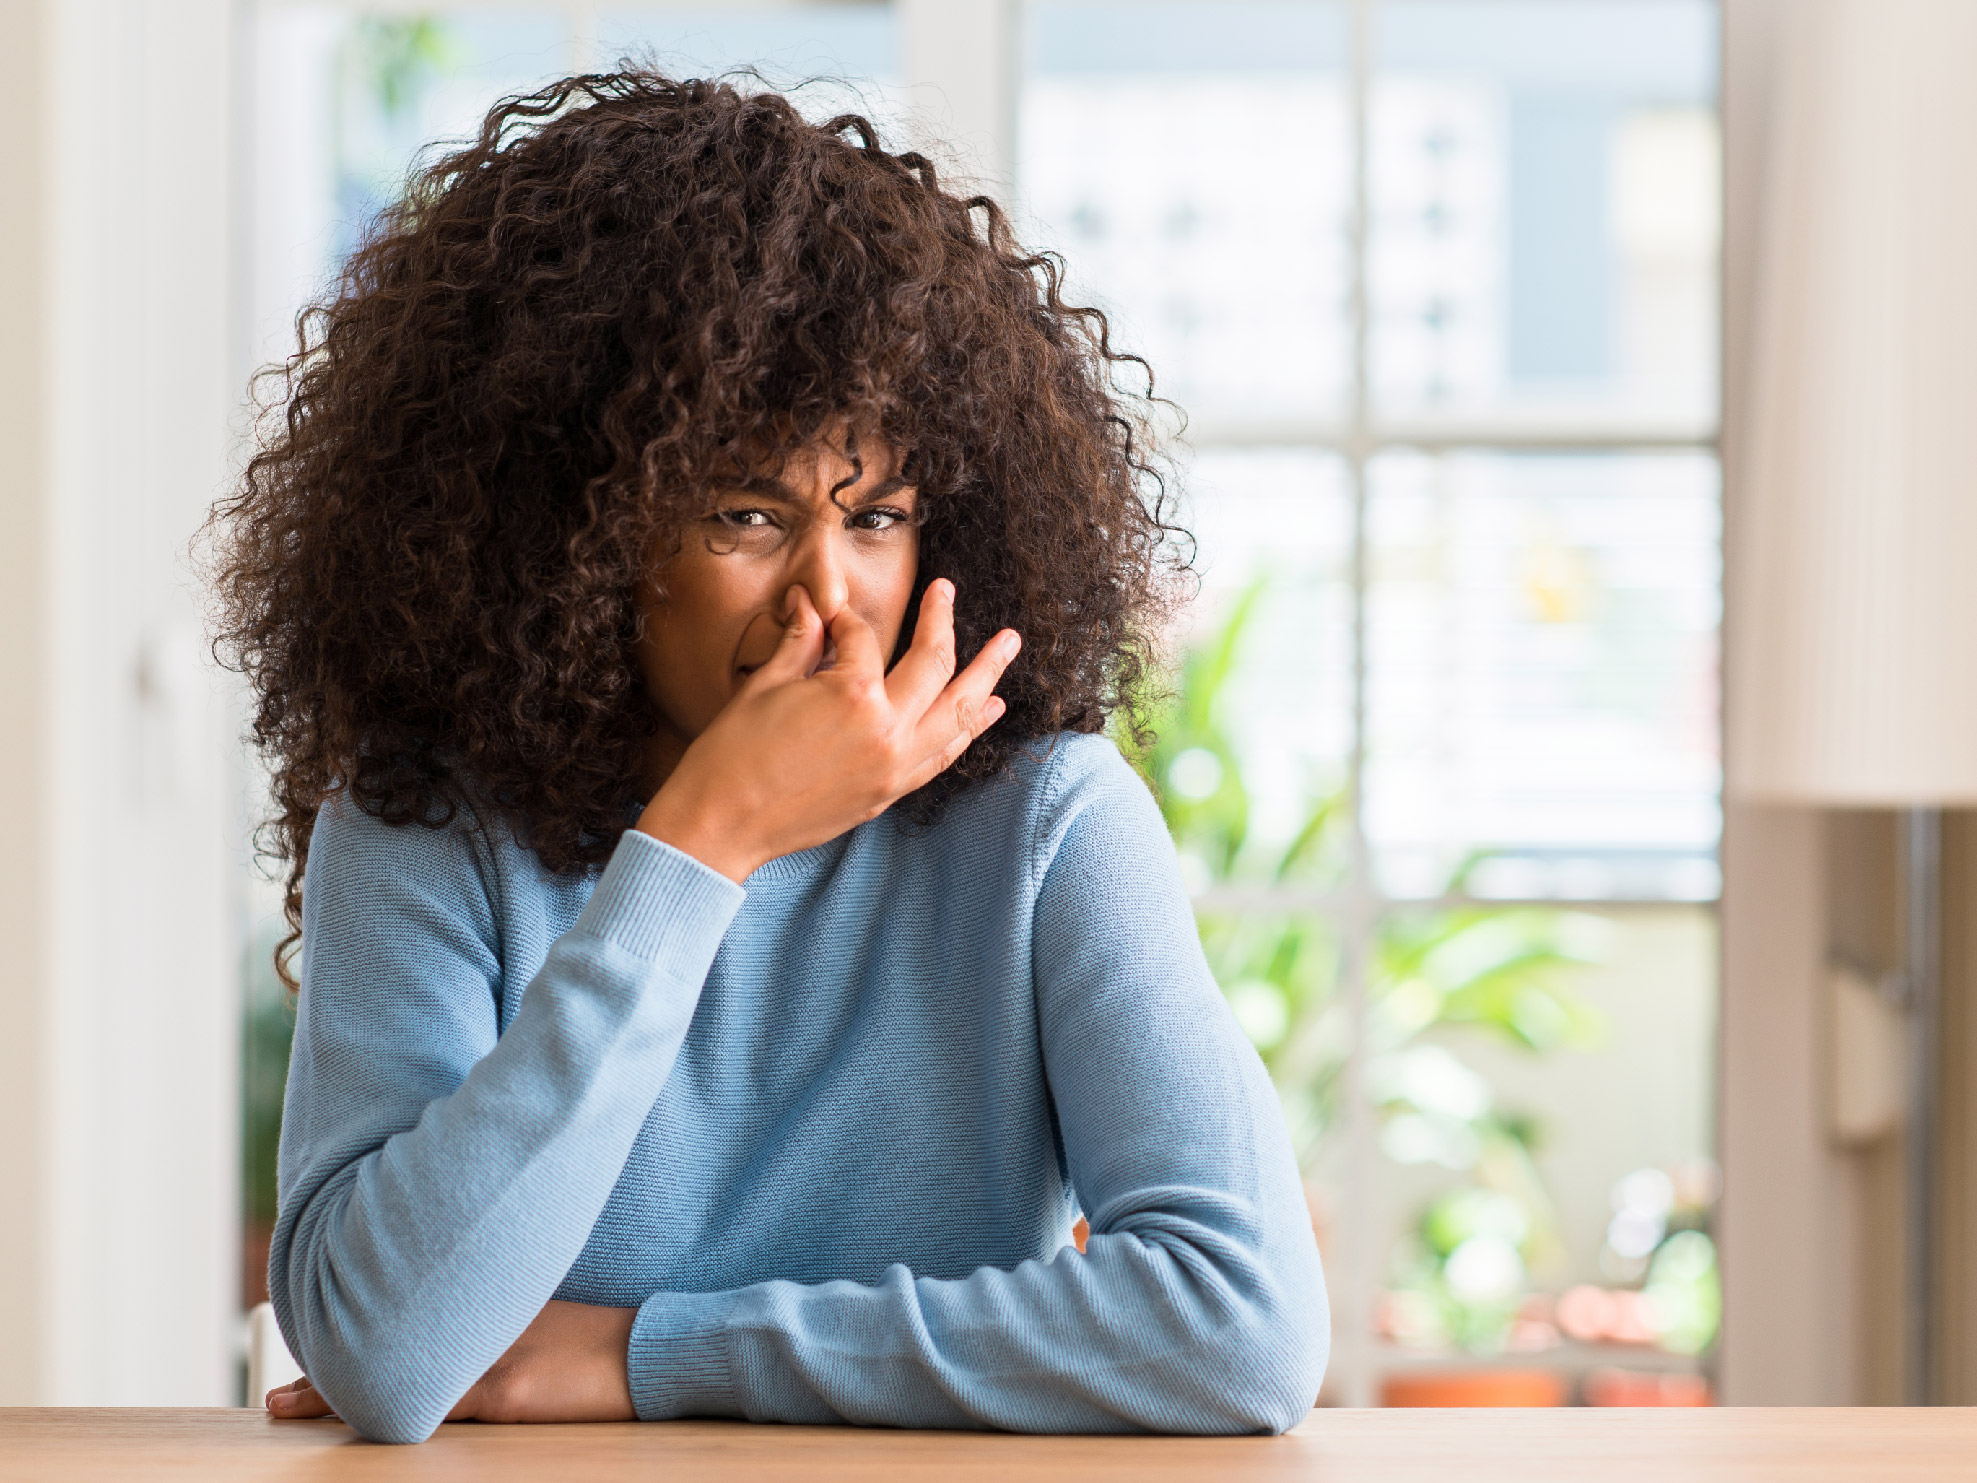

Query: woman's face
left=636, top=437, right=920, bottom=769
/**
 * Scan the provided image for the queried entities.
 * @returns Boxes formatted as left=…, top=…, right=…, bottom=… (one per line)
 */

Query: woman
left=213, top=70, right=1327, bottom=1443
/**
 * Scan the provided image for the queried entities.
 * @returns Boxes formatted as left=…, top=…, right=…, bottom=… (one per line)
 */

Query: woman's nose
left=786, top=526, right=850, bottom=623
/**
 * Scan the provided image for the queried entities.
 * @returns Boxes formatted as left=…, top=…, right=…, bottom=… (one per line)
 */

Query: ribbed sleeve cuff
left=573, top=830, right=746, bottom=966
left=629, top=1289, right=745, bottom=1420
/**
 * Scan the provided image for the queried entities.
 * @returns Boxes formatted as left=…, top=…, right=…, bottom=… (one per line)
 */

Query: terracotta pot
left=1380, top=1369, right=1569, bottom=1408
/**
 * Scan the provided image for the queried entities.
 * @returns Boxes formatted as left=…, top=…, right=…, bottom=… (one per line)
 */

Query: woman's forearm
left=623, top=1177, right=1325, bottom=1432
left=270, top=816, right=742, bottom=1444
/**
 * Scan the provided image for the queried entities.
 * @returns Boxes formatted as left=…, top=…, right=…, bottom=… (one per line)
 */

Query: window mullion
left=1330, top=0, right=1381, bottom=1412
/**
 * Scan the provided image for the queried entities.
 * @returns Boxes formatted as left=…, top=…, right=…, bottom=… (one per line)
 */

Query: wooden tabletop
left=4, top=1406, right=1974, bottom=1481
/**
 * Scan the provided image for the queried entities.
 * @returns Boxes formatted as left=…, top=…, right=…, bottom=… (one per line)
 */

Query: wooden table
left=4, top=1407, right=1974, bottom=1481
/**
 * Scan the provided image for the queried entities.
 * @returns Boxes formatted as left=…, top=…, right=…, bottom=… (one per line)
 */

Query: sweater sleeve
left=268, top=801, right=744, bottom=1444
left=624, top=743, right=1330, bottom=1433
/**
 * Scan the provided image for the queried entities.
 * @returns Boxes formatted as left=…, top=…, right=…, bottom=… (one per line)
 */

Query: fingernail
left=1003, top=632, right=1022, bottom=658
left=986, top=698, right=1007, bottom=723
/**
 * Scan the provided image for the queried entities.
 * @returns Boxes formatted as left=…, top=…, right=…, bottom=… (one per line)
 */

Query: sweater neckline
left=743, top=830, right=853, bottom=887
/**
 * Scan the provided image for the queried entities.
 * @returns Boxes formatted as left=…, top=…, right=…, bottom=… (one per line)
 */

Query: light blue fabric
left=270, top=731, right=1329, bottom=1443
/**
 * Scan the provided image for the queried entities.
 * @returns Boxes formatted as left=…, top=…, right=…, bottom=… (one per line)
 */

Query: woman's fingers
left=909, top=627, right=1020, bottom=772
left=266, top=1375, right=336, bottom=1419
left=884, top=578, right=959, bottom=712
left=744, top=585, right=827, bottom=689
left=824, top=602, right=886, bottom=679
left=446, top=1379, right=487, bottom=1421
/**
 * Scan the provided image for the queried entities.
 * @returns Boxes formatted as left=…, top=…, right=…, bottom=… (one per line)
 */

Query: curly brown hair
left=209, top=69, right=1185, bottom=984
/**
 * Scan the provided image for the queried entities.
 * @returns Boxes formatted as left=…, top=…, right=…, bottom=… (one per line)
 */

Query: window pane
left=1369, top=904, right=1719, bottom=1371
left=1020, top=2, right=1352, bottom=429
left=1122, top=451, right=1354, bottom=1285
left=1371, top=0, right=1720, bottom=431
left=1164, top=450, right=1355, bottom=892
left=1365, top=450, right=1721, bottom=900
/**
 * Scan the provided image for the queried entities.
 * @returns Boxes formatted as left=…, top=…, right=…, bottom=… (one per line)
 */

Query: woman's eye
left=716, top=508, right=773, bottom=528
left=851, top=507, right=908, bottom=531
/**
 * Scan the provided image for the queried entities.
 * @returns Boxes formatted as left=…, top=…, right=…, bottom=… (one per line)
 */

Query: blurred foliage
left=1644, top=1228, right=1720, bottom=1355
left=346, top=17, right=456, bottom=121
left=1123, top=582, right=1352, bottom=1150
left=1597, top=1161, right=1722, bottom=1354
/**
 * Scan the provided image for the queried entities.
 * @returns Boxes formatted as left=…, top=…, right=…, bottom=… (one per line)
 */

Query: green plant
left=1369, top=906, right=1608, bottom=1350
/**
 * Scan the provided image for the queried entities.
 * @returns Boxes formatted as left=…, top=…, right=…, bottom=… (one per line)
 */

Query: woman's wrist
left=635, top=785, right=762, bottom=884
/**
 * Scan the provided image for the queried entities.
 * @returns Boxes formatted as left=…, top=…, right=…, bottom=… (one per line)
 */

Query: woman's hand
left=637, top=577, right=1020, bottom=882
left=266, top=1299, right=637, bottom=1425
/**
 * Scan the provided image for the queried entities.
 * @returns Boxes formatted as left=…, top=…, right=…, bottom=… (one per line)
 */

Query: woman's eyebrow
left=857, top=475, right=914, bottom=502
left=716, top=475, right=802, bottom=503
left=718, top=472, right=914, bottom=504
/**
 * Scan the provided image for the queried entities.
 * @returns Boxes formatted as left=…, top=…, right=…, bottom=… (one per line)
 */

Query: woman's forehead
left=721, top=430, right=908, bottom=488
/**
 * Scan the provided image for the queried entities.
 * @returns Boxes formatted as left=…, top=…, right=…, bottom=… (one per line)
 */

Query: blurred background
left=3, top=0, right=1973, bottom=1414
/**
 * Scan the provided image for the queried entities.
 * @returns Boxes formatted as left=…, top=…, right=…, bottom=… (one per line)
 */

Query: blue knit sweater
left=269, top=731, right=1328, bottom=1443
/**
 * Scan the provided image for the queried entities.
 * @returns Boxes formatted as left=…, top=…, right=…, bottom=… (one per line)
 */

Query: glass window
left=1020, top=2, right=1353, bottom=430
left=1371, top=0, right=1720, bottom=432
left=596, top=6, right=896, bottom=81
left=1180, top=449, right=1355, bottom=889
left=1365, top=450, right=1721, bottom=901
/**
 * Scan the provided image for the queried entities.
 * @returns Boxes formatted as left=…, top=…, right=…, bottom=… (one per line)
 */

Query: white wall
left=0, top=0, right=240, bottom=1405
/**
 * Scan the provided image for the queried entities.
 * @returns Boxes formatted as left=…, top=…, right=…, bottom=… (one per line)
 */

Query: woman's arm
left=273, top=581, right=1019, bottom=1442
left=621, top=743, right=1329, bottom=1433
left=269, top=802, right=744, bottom=1444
